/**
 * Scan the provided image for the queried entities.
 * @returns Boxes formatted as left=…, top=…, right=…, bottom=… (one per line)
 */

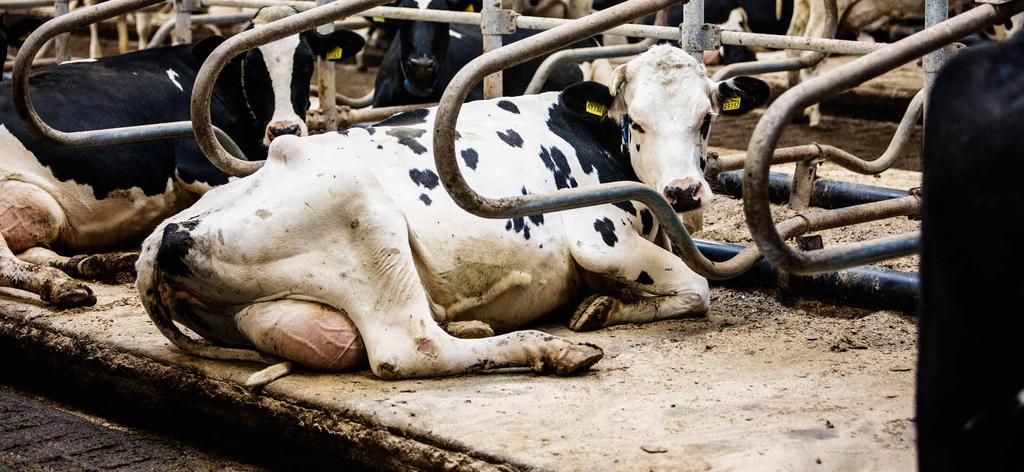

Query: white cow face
left=608, top=45, right=768, bottom=226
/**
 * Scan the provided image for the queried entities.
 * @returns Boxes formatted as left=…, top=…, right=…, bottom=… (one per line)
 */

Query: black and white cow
left=372, top=0, right=595, bottom=107
left=0, top=6, right=363, bottom=308
left=917, top=31, right=1024, bottom=470
left=136, top=45, right=769, bottom=379
left=1, top=16, right=42, bottom=62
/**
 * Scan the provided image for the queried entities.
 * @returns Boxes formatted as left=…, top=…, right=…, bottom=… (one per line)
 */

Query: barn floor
left=0, top=280, right=918, bottom=471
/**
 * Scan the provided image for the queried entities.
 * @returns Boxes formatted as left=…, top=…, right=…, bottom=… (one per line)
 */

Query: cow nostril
left=663, top=184, right=703, bottom=212
left=269, top=125, right=301, bottom=138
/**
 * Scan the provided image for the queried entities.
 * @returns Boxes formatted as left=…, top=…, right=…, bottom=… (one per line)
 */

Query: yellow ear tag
left=722, top=96, right=741, bottom=111
left=372, top=15, right=385, bottom=22
left=465, top=4, right=475, bottom=12
left=326, top=47, right=344, bottom=61
left=585, top=100, right=606, bottom=117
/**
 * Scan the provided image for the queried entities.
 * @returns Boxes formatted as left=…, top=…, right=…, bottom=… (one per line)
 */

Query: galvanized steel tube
left=742, top=0, right=1024, bottom=275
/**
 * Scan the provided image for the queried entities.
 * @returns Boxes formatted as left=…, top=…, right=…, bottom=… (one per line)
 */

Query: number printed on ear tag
left=326, top=47, right=344, bottom=60
left=585, top=100, right=606, bottom=116
left=723, top=96, right=741, bottom=111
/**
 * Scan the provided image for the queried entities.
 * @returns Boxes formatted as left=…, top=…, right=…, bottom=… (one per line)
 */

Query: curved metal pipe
left=524, top=7, right=667, bottom=94
left=711, top=88, right=925, bottom=175
left=10, top=0, right=244, bottom=155
left=146, top=13, right=253, bottom=48
left=190, top=0, right=395, bottom=176
left=712, top=0, right=837, bottom=81
left=742, top=0, right=1024, bottom=275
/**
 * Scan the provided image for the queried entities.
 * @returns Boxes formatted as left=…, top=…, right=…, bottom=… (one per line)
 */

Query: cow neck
left=544, top=102, right=638, bottom=185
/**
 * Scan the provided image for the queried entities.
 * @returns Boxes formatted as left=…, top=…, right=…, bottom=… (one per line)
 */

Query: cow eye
left=699, top=113, right=714, bottom=140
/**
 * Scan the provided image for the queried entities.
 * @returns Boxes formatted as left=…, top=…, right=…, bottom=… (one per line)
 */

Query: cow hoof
left=68, top=252, right=139, bottom=284
left=536, top=342, right=604, bottom=376
left=43, top=280, right=97, bottom=309
left=445, top=320, right=494, bottom=339
left=569, top=295, right=614, bottom=332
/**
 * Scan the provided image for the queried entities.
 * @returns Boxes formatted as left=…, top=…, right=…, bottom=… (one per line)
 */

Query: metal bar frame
left=741, top=0, right=1024, bottom=275
left=10, top=0, right=245, bottom=157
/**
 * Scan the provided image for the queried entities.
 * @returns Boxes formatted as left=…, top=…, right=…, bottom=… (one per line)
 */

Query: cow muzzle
left=407, top=54, right=437, bottom=81
left=663, top=178, right=704, bottom=213
left=265, top=121, right=303, bottom=144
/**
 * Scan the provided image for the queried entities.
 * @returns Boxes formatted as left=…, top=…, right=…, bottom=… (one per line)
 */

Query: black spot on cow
left=461, top=148, right=479, bottom=170
left=386, top=127, right=428, bottom=154
left=156, top=223, right=194, bottom=277
left=455, top=130, right=462, bottom=141
left=377, top=144, right=384, bottom=150
left=639, top=208, right=654, bottom=236
left=630, top=122, right=645, bottom=134
left=635, top=271, right=654, bottom=285
left=409, top=168, right=439, bottom=189
left=365, top=127, right=376, bottom=135
left=593, top=217, right=617, bottom=247
left=336, top=129, right=350, bottom=136
left=376, top=108, right=430, bottom=126
left=497, top=129, right=524, bottom=148
left=613, top=201, right=637, bottom=216
left=419, top=193, right=432, bottom=205
left=544, top=103, right=637, bottom=185
left=529, top=214, right=544, bottom=226
left=497, top=100, right=520, bottom=114
left=505, top=217, right=531, bottom=240
left=505, top=220, right=513, bottom=230
left=635, top=143, right=640, bottom=152
left=538, top=145, right=578, bottom=189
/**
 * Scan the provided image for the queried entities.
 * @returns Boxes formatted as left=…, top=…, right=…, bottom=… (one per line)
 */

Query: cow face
left=393, top=0, right=481, bottom=96
left=607, top=46, right=767, bottom=226
left=233, top=6, right=364, bottom=146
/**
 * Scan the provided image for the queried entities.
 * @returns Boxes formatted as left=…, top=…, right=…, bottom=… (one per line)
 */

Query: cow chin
left=679, top=209, right=703, bottom=234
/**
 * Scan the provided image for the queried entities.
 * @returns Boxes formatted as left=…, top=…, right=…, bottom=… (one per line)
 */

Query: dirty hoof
left=569, top=295, right=614, bottom=332
left=43, top=279, right=96, bottom=309
left=536, top=343, right=604, bottom=375
left=69, top=252, right=138, bottom=283
left=445, top=320, right=494, bottom=339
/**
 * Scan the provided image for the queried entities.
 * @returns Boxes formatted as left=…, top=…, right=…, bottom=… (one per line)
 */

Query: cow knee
left=0, top=181, right=65, bottom=254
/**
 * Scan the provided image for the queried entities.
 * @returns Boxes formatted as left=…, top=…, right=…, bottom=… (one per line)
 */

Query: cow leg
left=320, top=192, right=601, bottom=379
left=0, top=181, right=95, bottom=307
left=116, top=14, right=129, bottom=53
left=17, top=247, right=137, bottom=284
left=564, top=209, right=709, bottom=332
left=86, top=0, right=101, bottom=58
left=135, top=11, right=150, bottom=50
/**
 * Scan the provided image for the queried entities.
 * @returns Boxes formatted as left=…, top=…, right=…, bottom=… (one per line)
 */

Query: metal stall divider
left=742, top=0, right=1024, bottom=274
left=11, top=0, right=246, bottom=156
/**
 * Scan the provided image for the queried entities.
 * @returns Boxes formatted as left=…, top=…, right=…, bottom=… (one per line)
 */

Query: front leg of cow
left=564, top=207, right=709, bottom=332
left=18, top=248, right=138, bottom=284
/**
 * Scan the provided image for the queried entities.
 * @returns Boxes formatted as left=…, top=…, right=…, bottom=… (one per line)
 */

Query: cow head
left=0, top=15, right=43, bottom=54
left=194, top=6, right=365, bottom=147
left=392, top=0, right=481, bottom=96
left=575, top=45, right=768, bottom=232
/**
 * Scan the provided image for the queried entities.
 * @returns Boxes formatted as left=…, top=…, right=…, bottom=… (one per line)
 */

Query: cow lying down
left=136, top=45, right=769, bottom=380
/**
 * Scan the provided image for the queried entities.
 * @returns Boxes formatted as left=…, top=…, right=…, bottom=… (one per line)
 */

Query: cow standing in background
left=136, top=45, right=770, bottom=379
left=372, top=0, right=595, bottom=107
left=0, top=6, right=363, bottom=308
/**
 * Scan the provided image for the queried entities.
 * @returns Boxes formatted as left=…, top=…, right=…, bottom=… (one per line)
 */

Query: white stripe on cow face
left=257, top=34, right=307, bottom=146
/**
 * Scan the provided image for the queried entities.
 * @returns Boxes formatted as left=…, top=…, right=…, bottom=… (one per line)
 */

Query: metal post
left=922, top=0, right=949, bottom=101
left=316, top=0, right=338, bottom=130
left=53, top=0, right=70, bottom=62
left=789, top=157, right=821, bottom=210
left=480, top=0, right=505, bottom=98
left=681, top=0, right=703, bottom=61
left=174, top=0, right=193, bottom=44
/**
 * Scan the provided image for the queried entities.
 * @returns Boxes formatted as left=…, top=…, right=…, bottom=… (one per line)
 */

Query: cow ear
left=191, top=36, right=226, bottom=62
left=558, top=81, right=614, bottom=123
left=6, top=17, right=44, bottom=47
left=714, top=75, right=770, bottom=116
left=306, top=29, right=365, bottom=62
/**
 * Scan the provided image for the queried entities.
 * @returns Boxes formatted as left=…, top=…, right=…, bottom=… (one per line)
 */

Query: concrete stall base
left=1, top=279, right=918, bottom=471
